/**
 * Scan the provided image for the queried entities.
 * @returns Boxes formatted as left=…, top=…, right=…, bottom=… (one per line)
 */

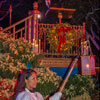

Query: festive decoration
left=0, top=29, right=99, bottom=100
left=48, top=23, right=76, bottom=53
left=81, top=55, right=96, bottom=75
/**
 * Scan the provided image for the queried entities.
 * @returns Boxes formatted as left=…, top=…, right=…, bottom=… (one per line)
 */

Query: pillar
left=28, top=2, right=40, bottom=54
left=58, top=12, right=63, bottom=24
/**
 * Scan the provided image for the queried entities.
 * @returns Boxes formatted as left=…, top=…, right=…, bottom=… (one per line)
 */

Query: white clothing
left=49, top=92, right=62, bottom=100
left=16, top=88, right=62, bottom=100
left=16, top=88, right=44, bottom=100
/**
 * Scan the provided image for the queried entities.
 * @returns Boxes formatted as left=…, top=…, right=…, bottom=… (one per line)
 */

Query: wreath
left=48, top=23, right=76, bottom=53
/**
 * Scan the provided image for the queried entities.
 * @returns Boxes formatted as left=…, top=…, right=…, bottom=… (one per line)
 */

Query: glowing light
left=37, top=14, right=40, bottom=19
left=86, top=64, right=89, bottom=68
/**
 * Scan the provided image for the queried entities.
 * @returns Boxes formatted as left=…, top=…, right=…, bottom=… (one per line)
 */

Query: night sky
left=0, top=0, right=61, bottom=28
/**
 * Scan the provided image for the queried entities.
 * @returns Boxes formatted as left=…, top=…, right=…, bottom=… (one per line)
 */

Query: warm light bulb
left=86, top=64, right=89, bottom=68
left=37, top=14, right=40, bottom=19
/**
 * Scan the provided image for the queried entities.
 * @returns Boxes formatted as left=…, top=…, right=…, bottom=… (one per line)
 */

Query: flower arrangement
left=0, top=32, right=43, bottom=73
left=0, top=77, right=15, bottom=99
left=48, top=23, right=76, bottom=53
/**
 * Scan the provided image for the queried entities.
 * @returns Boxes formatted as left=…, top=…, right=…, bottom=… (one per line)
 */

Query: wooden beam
left=38, top=58, right=78, bottom=67
left=50, top=7, right=76, bottom=12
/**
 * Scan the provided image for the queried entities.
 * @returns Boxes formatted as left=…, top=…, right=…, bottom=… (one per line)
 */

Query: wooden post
left=13, top=27, right=15, bottom=38
left=31, top=2, right=40, bottom=43
left=28, top=2, right=40, bottom=53
left=9, top=4, right=12, bottom=26
left=36, top=20, right=39, bottom=44
left=83, top=22, right=85, bottom=41
left=58, top=12, right=62, bottom=24
left=81, top=22, right=85, bottom=55
left=25, top=20, right=27, bottom=40
left=59, top=58, right=78, bottom=92
left=38, top=39, right=41, bottom=54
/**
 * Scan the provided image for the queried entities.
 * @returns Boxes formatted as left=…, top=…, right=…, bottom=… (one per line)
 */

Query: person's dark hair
left=11, top=69, right=36, bottom=100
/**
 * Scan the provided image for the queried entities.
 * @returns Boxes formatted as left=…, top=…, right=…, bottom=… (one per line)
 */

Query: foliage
left=0, top=32, right=43, bottom=73
left=62, top=74, right=99, bottom=100
left=34, top=68, right=61, bottom=96
left=48, top=23, right=76, bottom=53
left=0, top=77, right=16, bottom=100
left=0, top=68, right=19, bottom=79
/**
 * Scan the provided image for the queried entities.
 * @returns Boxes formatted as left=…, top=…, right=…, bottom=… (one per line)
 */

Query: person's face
left=25, top=72, right=37, bottom=90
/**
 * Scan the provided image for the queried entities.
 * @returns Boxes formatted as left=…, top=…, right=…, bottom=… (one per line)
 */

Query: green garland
left=48, top=23, right=76, bottom=53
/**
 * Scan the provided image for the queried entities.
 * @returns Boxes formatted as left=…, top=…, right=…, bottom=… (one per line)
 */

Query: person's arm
left=49, top=92, right=62, bottom=100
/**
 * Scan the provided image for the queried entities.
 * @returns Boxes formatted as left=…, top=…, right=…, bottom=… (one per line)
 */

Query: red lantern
left=81, top=55, right=96, bottom=75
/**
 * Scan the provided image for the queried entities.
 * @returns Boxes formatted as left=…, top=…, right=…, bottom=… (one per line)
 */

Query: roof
left=46, top=7, right=76, bottom=19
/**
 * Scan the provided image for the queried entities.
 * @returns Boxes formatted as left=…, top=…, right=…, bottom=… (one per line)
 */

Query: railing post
left=13, top=27, right=15, bottom=39
left=58, top=12, right=62, bottom=24
left=81, top=22, right=85, bottom=55
left=9, top=4, right=12, bottom=26
left=38, top=39, right=41, bottom=54
left=29, top=2, right=40, bottom=54
left=83, top=22, right=85, bottom=41
left=25, top=20, right=27, bottom=40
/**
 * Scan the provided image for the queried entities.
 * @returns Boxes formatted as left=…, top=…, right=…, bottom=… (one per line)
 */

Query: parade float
left=0, top=1, right=99, bottom=100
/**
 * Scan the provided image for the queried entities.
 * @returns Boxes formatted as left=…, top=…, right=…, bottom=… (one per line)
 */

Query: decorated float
left=0, top=1, right=99, bottom=100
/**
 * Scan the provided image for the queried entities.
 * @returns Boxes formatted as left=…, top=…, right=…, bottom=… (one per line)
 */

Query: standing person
left=11, top=69, right=62, bottom=100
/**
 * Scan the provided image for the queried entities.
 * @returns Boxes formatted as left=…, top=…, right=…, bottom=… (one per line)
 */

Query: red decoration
left=81, top=34, right=85, bottom=41
left=57, top=26, right=72, bottom=52
left=48, top=23, right=75, bottom=53
left=2, top=97, right=8, bottom=100
left=38, top=59, right=41, bottom=64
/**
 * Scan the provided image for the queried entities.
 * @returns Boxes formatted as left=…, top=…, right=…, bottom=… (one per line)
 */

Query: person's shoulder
left=35, top=92, right=44, bottom=100
left=35, top=91, right=43, bottom=96
left=16, top=91, right=30, bottom=100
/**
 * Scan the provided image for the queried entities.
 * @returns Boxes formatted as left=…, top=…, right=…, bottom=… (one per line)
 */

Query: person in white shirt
left=11, top=69, right=62, bottom=100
